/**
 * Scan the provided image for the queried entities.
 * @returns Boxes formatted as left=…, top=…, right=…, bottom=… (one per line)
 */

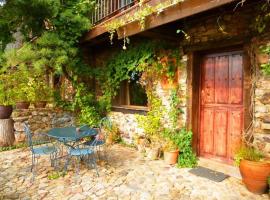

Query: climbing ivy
left=260, top=44, right=270, bottom=75
left=104, top=0, right=185, bottom=44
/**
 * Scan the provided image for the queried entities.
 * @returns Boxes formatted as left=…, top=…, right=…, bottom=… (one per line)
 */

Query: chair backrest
left=23, top=123, right=34, bottom=151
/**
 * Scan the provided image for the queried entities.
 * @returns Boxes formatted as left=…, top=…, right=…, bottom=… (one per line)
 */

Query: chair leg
left=76, top=156, right=81, bottom=176
left=31, top=154, right=35, bottom=172
left=88, top=154, right=99, bottom=177
left=64, top=155, right=71, bottom=172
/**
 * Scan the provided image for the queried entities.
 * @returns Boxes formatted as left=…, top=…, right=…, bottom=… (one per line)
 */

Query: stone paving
left=0, top=144, right=269, bottom=200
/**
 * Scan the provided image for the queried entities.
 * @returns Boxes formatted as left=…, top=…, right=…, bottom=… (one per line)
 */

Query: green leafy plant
left=163, top=139, right=178, bottom=151
left=260, top=44, right=270, bottom=75
left=72, top=83, right=101, bottom=127
left=11, top=69, right=33, bottom=102
left=136, top=92, right=163, bottom=142
left=0, top=73, right=15, bottom=106
left=48, top=171, right=66, bottom=180
left=162, top=128, right=197, bottom=167
left=28, top=78, right=53, bottom=102
left=234, top=146, right=264, bottom=166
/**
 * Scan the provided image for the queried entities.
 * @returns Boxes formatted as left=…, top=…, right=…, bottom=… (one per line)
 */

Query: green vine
left=104, top=0, right=185, bottom=43
left=260, top=44, right=270, bottom=75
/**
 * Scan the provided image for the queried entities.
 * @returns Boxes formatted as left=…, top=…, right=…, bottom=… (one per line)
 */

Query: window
left=112, top=72, right=148, bottom=108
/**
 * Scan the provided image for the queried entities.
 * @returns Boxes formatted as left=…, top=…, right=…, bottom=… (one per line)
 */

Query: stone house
left=81, top=0, right=270, bottom=165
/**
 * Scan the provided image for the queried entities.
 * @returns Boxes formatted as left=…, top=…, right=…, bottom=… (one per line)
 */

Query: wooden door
left=200, top=51, right=244, bottom=163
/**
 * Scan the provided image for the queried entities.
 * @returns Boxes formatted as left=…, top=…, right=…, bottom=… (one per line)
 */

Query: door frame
left=186, top=45, right=252, bottom=163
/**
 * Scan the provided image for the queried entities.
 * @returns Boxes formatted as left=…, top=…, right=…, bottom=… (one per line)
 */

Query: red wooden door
left=200, top=51, right=244, bottom=163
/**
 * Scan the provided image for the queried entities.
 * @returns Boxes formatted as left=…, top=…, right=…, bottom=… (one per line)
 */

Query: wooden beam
left=138, top=31, right=180, bottom=44
left=82, top=0, right=238, bottom=42
left=117, top=0, right=238, bottom=39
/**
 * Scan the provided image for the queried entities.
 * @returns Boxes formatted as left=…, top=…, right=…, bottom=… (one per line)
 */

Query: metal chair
left=63, top=127, right=99, bottom=176
left=83, top=117, right=113, bottom=160
left=23, top=123, right=58, bottom=177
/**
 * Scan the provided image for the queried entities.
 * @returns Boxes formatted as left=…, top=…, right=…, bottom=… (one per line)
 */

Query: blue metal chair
left=63, top=126, right=99, bottom=176
left=23, top=123, right=58, bottom=176
left=83, top=117, right=113, bottom=160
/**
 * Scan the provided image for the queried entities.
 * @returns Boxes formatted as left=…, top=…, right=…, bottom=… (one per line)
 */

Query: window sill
left=112, top=105, right=149, bottom=112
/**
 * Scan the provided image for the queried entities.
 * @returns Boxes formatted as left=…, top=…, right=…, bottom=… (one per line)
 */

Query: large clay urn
left=0, top=105, right=13, bottom=119
left=239, top=159, right=270, bottom=194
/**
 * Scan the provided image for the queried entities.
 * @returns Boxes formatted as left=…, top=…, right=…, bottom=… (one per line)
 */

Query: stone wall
left=90, top=2, right=270, bottom=156
left=12, top=108, right=74, bottom=144
left=253, top=38, right=270, bottom=157
left=109, top=64, right=188, bottom=144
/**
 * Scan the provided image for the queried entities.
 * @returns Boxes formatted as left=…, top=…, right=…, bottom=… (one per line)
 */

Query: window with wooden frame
left=112, top=72, right=148, bottom=109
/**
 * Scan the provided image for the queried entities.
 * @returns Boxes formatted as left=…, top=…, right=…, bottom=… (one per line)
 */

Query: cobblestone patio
left=0, top=144, right=269, bottom=200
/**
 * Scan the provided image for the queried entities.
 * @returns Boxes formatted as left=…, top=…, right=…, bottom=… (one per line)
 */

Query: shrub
left=234, top=146, right=264, bottom=166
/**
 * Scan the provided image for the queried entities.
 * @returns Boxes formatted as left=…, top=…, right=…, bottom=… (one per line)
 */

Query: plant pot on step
left=164, top=149, right=179, bottom=165
left=16, top=102, right=30, bottom=109
left=240, top=159, right=270, bottom=194
left=0, top=105, right=13, bottom=119
left=34, top=101, right=47, bottom=108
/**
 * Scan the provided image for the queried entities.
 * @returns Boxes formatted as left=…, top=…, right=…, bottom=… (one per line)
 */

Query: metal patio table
left=47, top=126, right=97, bottom=146
left=47, top=126, right=98, bottom=173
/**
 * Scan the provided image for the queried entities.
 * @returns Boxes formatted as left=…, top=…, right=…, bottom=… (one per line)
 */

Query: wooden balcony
left=84, top=0, right=238, bottom=43
left=91, top=0, right=136, bottom=25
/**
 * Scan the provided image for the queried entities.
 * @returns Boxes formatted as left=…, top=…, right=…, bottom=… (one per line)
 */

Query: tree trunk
left=0, top=119, right=15, bottom=147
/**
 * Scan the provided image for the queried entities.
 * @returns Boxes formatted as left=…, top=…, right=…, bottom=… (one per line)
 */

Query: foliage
left=234, top=146, right=264, bottom=166
left=260, top=44, right=270, bottom=75
left=104, top=0, right=185, bottom=43
left=11, top=69, right=33, bottom=102
left=162, top=128, right=197, bottom=167
left=163, top=139, right=178, bottom=151
left=136, top=92, right=163, bottom=143
left=0, top=143, right=28, bottom=152
left=0, top=0, right=100, bottom=125
left=105, top=124, right=121, bottom=143
left=28, top=77, right=53, bottom=102
left=72, top=84, right=101, bottom=127
left=0, top=72, right=15, bottom=105
left=47, top=171, right=66, bottom=180
left=169, top=88, right=184, bottom=128
left=253, top=2, right=270, bottom=34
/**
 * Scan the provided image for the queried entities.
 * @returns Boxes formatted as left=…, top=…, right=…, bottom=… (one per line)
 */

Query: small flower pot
left=164, top=149, right=179, bottom=165
left=240, top=159, right=270, bottom=194
left=0, top=105, right=13, bottom=119
left=16, top=102, right=30, bottom=109
left=34, top=101, right=47, bottom=108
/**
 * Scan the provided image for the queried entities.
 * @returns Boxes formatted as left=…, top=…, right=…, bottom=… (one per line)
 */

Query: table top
left=47, top=126, right=98, bottom=142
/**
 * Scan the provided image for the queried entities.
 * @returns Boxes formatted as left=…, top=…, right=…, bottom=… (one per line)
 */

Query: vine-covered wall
left=88, top=2, right=270, bottom=157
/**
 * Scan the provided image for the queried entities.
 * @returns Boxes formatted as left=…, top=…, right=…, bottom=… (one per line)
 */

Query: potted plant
left=30, top=78, right=53, bottom=108
left=235, top=146, right=270, bottom=194
left=163, top=139, right=179, bottom=165
left=13, top=70, right=31, bottom=109
left=0, top=74, right=15, bottom=119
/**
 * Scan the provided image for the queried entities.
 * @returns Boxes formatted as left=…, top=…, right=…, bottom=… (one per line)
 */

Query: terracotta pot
left=239, top=159, right=270, bottom=194
left=0, top=105, right=13, bottom=119
left=164, top=150, right=179, bottom=165
left=34, top=101, right=47, bottom=108
left=16, top=102, right=30, bottom=109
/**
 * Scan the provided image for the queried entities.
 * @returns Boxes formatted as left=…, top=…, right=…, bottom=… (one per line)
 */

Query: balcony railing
left=91, top=0, right=136, bottom=25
